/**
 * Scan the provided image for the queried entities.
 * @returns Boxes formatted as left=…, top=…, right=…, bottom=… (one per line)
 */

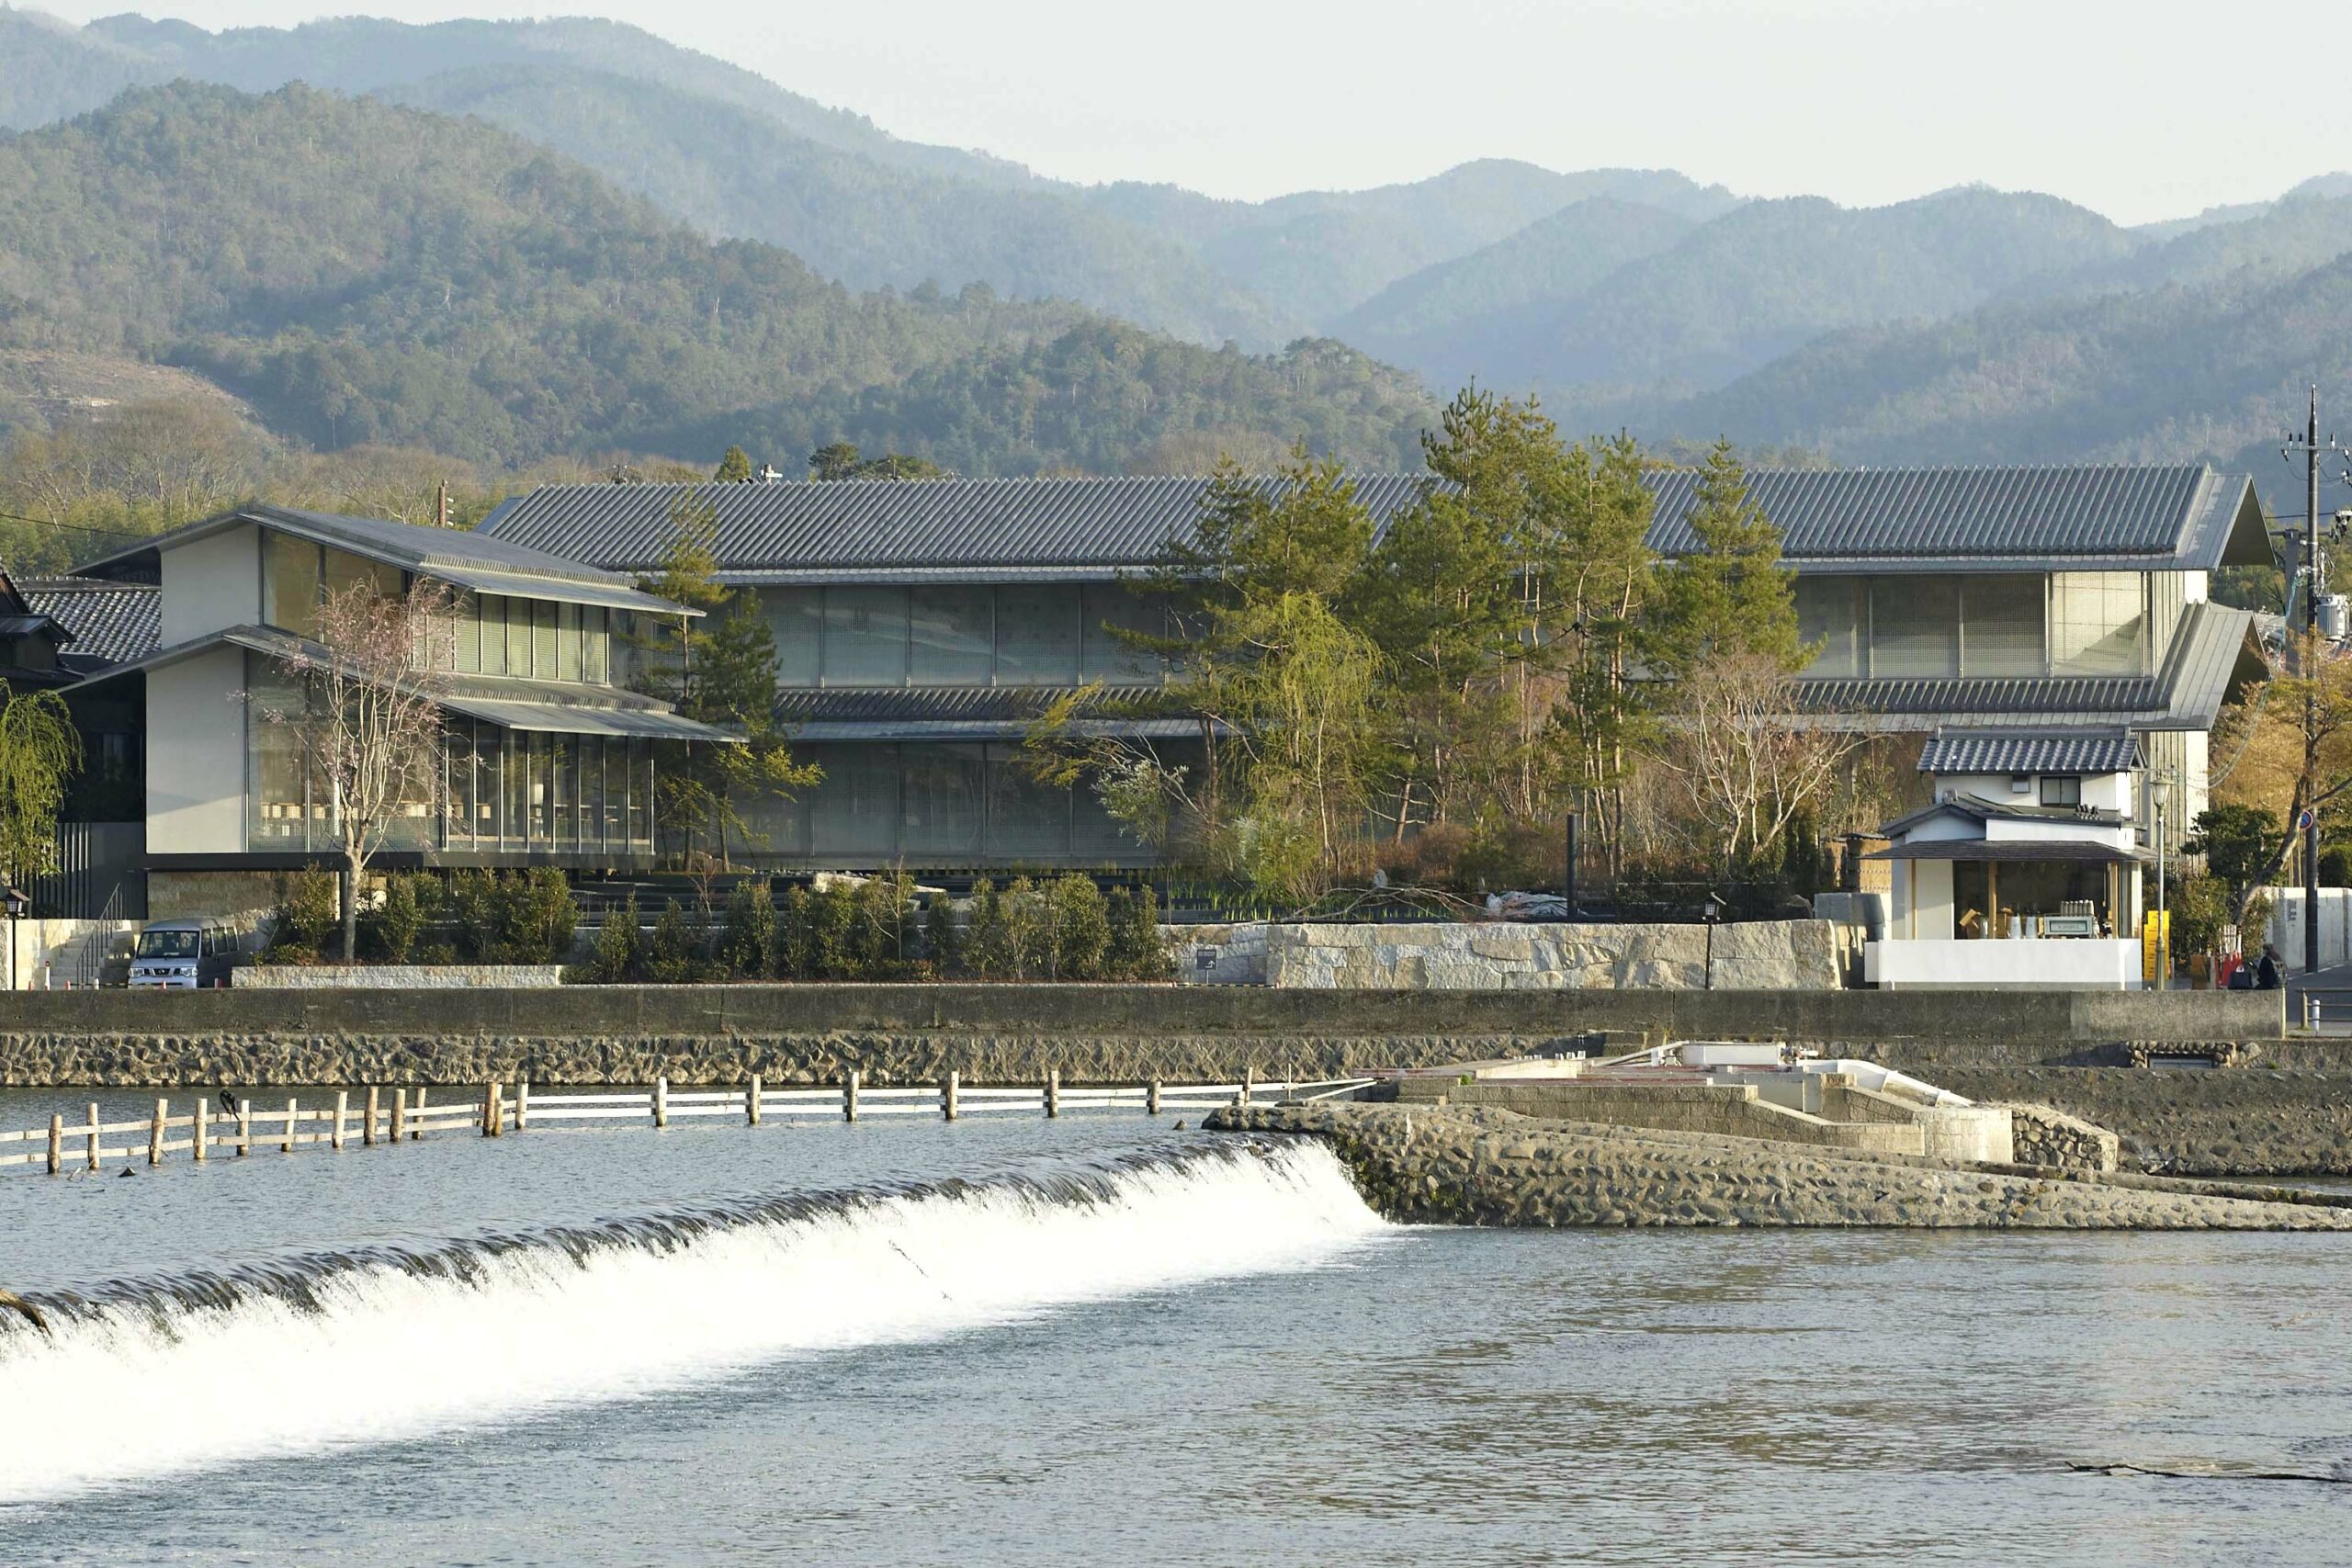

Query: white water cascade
left=0, top=1140, right=1384, bottom=1503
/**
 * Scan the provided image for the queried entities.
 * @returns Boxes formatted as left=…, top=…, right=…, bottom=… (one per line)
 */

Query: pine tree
left=1657, top=439, right=1807, bottom=676
left=593, top=893, right=642, bottom=982
left=713, top=446, right=753, bottom=483
left=923, top=890, right=960, bottom=977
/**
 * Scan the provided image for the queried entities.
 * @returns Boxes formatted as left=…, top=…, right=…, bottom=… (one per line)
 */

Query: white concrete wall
left=5, top=919, right=141, bottom=988
left=1865, top=937, right=2141, bottom=989
left=1909, top=859, right=1954, bottom=940
left=2267, top=888, right=2352, bottom=973
left=146, top=646, right=247, bottom=855
left=160, top=522, right=258, bottom=645
left=1937, top=770, right=2132, bottom=814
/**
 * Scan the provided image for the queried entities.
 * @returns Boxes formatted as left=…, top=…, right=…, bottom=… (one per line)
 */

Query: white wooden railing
left=0, top=1071, right=1373, bottom=1178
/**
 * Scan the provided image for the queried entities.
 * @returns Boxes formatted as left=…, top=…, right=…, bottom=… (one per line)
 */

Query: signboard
left=2142, top=909, right=2170, bottom=985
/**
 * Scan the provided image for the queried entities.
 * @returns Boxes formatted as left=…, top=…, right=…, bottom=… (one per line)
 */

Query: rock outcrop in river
left=1208, top=1100, right=2352, bottom=1230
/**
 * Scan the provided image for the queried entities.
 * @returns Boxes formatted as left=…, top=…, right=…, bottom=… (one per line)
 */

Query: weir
left=0, top=1138, right=1383, bottom=1504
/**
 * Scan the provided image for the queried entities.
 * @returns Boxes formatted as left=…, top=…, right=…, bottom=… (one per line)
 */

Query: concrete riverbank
left=1205, top=1100, right=2352, bottom=1229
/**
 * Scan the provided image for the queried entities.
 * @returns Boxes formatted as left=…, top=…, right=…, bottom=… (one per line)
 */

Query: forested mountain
left=1666, top=201, right=2352, bottom=515
left=1084, top=162, right=1741, bottom=325
left=1463, top=189, right=2141, bottom=413
left=1331, top=197, right=1699, bottom=389
left=380, top=63, right=1298, bottom=348
left=0, top=83, right=1431, bottom=472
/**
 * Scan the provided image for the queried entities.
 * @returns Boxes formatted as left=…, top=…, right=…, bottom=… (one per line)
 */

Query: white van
left=128, top=919, right=242, bottom=990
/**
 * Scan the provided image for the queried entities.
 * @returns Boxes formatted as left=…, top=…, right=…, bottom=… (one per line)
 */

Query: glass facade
left=732, top=741, right=1171, bottom=866
left=759, top=584, right=1168, bottom=688
left=1793, top=572, right=2152, bottom=681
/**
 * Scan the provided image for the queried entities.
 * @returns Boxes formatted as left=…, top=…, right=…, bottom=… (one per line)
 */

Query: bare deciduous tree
left=249, top=580, right=457, bottom=961
left=1646, top=651, right=1869, bottom=874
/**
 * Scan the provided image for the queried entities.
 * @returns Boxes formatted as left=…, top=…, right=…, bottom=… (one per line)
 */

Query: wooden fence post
left=1046, top=1068, right=1059, bottom=1119
left=281, top=1097, right=298, bottom=1154
left=47, top=1112, right=61, bottom=1175
left=747, top=1075, right=762, bottom=1126
left=516, top=1081, right=529, bottom=1133
left=943, top=1070, right=958, bottom=1122
left=150, top=1099, right=166, bottom=1166
left=194, top=1099, right=208, bottom=1163
left=654, top=1077, right=669, bottom=1129
left=390, top=1089, right=406, bottom=1145
left=1147, top=1078, right=1160, bottom=1117
left=483, top=1082, right=502, bottom=1137
left=364, top=1086, right=379, bottom=1147
left=85, top=1102, right=100, bottom=1171
left=412, top=1087, right=427, bottom=1140
left=1241, top=1066, right=1254, bottom=1106
left=333, top=1090, right=348, bottom=1151
left=843, top=1070, right=860, bottom=1123
left=237, top=1098, right=252, bottom=1157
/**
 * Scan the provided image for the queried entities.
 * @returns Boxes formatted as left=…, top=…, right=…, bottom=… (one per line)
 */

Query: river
left=2, top=1087, right=2347, bottom=1565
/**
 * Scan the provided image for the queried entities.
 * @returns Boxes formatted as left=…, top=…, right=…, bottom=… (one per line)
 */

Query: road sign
left=2300, top=808, right=2316, bottom=832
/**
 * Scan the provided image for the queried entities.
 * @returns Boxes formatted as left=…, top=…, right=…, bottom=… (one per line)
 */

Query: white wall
left=1936, top=770, right=2132, bottom=815
left=146, top=647, right=246, bottom=854
left=1908, top=859, right=1954, bottom=939
left=1866, top=938, right=2141, bottom=989
left=160, top=523, right=258, bottom=645
left=2267, top=889, right=2352, bottom=973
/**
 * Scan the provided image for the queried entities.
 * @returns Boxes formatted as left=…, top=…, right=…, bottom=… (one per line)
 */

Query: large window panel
left=322, top=547, right=401, bottom=604
left=503, top=729, right=529, bottom=849
left=822, top=587, right=910, bottom=686
left=1869, top=576, right=1958, bottom=678
left=995, top=585, right=1080, bottom=685
left=2052, top=571, right=2146, bottom=675
left=1961, top=575, right=2045, bottom=676
left=504, top=596, right=531, bottom=677
left=478, top=594, right=506, bottom=676
left=909, top=587, right=994, bottom=685
left=261, top=530, right=321, bottom=637
left=1795, top=577, right=1862, bottom=679
left=1083, top=582, right=1163, bottom=682
left=558, top=603, right=583, bottom=682
left=531, top=601, right=558, bottom=682
left=986, top=743, right=1070, bottom=859
left=451, top=591, right=481, bottom=674
left=551, top=736, right=576, bottom=849
left=583, top=607, right=609, bottom=685
left=902, top=744, right=986, bottom=856
left=472, top=724, right=502, bottom=845
left=763, top=590, right=822, bottom=687
left=806, top=742, right=900, bottom=856
left=247, top=660, right=307, bottom=851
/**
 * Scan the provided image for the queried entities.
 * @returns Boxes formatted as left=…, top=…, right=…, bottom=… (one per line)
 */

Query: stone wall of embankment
left=0, top=983, right=2293, bottom=1088
left=1207, top=1100, right=2352, bottom=1229
left=1911, top=1066, right=2352, bottom=1178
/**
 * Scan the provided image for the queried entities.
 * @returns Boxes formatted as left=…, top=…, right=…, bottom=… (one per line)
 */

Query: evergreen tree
left=712, top=446, right=753, bottom=483
left=722, top=878, right=777, bottom=977
left=648, top=897, right=695, bottom=982
left=593, top=893, right=642, bottom=982
left=923, top=890, right=960, bottom=977
left=1656, top=439, right=1807, bottom=675
left=775, top=884, right=814, bottom=980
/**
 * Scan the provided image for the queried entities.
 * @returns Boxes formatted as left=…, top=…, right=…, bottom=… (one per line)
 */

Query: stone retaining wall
left=1208, top=1100, right=2352, bottom=1230
left=1910, top=1066, right=2352, bottom=1177
left=1259, top=919, right=1847, bottom=990
left=2004, top=1103, right=2121, bottom=1173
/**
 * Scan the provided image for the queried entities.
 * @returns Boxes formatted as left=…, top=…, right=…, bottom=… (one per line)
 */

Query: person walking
left=2256, top=942, right=2283, bottom=990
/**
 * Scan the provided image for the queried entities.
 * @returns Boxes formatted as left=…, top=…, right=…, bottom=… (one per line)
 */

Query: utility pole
left=2285, top=387, right=2332, bottom=974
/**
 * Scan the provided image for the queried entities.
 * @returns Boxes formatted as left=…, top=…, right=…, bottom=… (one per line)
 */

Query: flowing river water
left=2, top=1087, right=2349, bottom=1565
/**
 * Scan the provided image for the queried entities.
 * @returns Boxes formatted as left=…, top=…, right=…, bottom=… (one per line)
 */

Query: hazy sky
left=32, top=0, right=2348, bottom=224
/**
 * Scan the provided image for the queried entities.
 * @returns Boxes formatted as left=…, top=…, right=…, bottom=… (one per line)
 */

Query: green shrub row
left=581, top=874, right=1172, bottom=984
left=265, top=868, right=579, bottom=965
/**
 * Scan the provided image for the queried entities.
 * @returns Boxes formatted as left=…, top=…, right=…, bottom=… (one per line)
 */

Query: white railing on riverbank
left=0, top=1071, right=1374, bottom=1178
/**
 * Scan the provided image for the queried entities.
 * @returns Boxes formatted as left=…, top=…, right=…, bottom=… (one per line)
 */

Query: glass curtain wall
left=761, top=584, right=1169, bottom=688
left=1793, top=573, right=2153, bottom=681
left=737, top=741, right=1174, bottom=866
left=438, top=721, right=657, bottom=858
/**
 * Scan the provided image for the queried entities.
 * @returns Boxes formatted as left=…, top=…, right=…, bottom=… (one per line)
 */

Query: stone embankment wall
left=1916, top=1066, right=2352, bottom=1177
left=2004, top=1103, right=2121, bottom=1173
left=1171, top=919, right=1850, bottom=989
left=1210, top=1100, right=2352, bottom=1230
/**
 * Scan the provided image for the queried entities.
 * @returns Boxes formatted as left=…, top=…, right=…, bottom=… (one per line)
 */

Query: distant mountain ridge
left=0, top=82, right=1432, bottom=473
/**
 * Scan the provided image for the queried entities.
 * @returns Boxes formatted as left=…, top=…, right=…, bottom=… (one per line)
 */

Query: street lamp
left=2, top=884, right=28, bottom=994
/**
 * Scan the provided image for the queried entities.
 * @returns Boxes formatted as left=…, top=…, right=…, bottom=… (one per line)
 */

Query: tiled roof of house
left=1917, top=728, right=2143, bottom=775
left=18, top=576, right=159, bottom=668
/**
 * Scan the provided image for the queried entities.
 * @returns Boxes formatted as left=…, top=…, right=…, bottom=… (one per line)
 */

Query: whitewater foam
left=0, top=1138, right=1383, bottom=1503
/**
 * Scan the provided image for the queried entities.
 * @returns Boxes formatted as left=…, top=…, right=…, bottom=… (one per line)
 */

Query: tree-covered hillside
left=1482, top=187, right=2142, bottom=411
left=1331, top=197, right=1698, bottom=389
left=384, top=63, right=1300, bottom=347
left=1668, top=213, right=2352, bottom=516
left=0, top=83, right=1431, bottom=472
left=1087, top=161, right=1740, bottom=325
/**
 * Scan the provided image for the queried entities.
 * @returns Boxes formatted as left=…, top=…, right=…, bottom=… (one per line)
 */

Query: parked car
left=127, top=919, right=243, bottom=990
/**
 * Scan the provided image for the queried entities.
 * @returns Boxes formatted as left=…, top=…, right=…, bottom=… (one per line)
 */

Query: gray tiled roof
left=480, top=475, right=1434, bottom=578
left=1644, top=464, right=2266, bottom=573
left=19, top=576, right=159, bottom=668
left=482, top=465, right=2267, bottom=581
left=1917, top=728, right=2143, bottom=775
left=70, top=506, right=690, bottom=616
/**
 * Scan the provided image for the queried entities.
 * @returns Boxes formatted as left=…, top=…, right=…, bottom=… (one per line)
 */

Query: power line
left=0, top=510, right=152, bottom=541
